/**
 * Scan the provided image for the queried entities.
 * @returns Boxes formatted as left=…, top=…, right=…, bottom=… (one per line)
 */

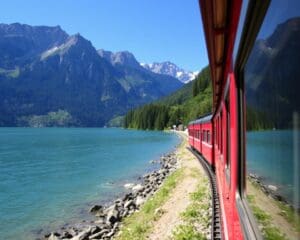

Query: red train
left=188, top=115, right=213, bottom=166
left=189, top=0, right=300, bottom=239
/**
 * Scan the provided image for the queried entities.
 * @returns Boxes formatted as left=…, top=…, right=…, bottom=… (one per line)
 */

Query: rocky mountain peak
left=97, top=49, right=113, bottom=60
left=98, top=49, right=140, bottom=68
left=0, top=23, right=69, bottom=67
left=0, top=23, right=68, bottom=46
left=141, top=61, right=198, bottom=83
left=65, top=33, right=93, bottom=49
left=113, top=51, right=140, bottom=67
left=40, top=33, right=98, bottom=61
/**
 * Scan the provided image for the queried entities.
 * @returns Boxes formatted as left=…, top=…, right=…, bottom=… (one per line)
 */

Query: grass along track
left=115, top=133, right=212, bottom=240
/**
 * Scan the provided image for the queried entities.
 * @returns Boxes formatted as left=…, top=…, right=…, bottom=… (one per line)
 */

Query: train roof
left=199, top=0, right=241, bottom=110
left=188, top=113, right=212, bottom=126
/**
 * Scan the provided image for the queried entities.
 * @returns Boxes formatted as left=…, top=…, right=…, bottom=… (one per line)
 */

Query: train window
left=216, top=119, right=218, bottom=147
left=218, top=117, right=220, bottom=149
left=207, top=130, right=210, bottom=144
left=200, top=130, right=202, bottom=141
left=220, top=112, right=223, bottom=154
left=225, top=95, right=230, bottom=184
left=241, top=0, right=300, bottom=238
left=215, top=119, right=218, bottom=147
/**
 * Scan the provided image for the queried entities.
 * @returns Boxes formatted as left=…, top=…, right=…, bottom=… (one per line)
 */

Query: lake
left=0, top=128, right=180, bottom=240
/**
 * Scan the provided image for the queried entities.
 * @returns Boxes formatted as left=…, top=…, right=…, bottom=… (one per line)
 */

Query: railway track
left=188, top=147, right=222, bottom=240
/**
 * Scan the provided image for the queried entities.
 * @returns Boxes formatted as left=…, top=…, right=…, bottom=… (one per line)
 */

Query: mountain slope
left=245, top=17, right=300, bottom=129
left=98, top=49, right=183, bottom=103
left=0, top=23, right=183, bottom=127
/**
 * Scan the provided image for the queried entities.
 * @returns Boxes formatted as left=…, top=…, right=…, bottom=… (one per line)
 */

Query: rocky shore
left=41, top=152, right=180, bottom=240
left=248, top=173, right=287, bottom=202
left=248, top=173, right=300, bottom=214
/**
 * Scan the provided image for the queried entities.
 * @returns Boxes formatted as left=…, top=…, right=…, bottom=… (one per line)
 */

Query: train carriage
left=189, top=0, right=300, bottom=239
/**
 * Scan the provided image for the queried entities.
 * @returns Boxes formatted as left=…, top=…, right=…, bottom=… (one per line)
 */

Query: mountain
left=0, top=23, right=183, bottom=127
left=141, top=61, right=198, bottom=83
left=0, top=23, right=68, bottom=68
left=97, top=49, right=141, bottom=68
left=245, top=17, right=300, bottom=129
left=97, top=49, right=184, bottom=101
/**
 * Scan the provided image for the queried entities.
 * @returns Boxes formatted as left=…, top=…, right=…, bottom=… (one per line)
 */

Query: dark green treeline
left=123, top=62, right=290, bottom=131
left=124, top=66, right=213, bottom=130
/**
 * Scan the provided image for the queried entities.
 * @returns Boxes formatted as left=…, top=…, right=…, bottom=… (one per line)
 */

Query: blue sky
left=0, top=0, right=208, bottom=71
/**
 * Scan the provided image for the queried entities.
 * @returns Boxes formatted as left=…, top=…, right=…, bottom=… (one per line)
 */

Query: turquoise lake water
left=247, top=130, right=300, bottom=209
left=0, top=128, right=180, bottom=240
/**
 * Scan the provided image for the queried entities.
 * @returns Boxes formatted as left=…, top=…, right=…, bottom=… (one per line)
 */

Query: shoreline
left=39, top=132, right=183, bottom=240
left=248, top=173, right=300, bottom=214
left=247, top=175, right=300, bottom=239
left=116, top=131, right=212, bottom=239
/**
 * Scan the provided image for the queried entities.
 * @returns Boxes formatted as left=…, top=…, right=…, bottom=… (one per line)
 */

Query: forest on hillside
left=124, top=66, right=213, bottom=130
left=122, top=63, right=279, bottom=131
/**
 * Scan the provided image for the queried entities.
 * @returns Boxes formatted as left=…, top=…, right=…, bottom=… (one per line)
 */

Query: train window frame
left=234, top=0, right=271, bottom=239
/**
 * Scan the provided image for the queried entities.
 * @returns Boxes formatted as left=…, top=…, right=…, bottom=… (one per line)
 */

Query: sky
left=0, top=0, right=208, bottom=71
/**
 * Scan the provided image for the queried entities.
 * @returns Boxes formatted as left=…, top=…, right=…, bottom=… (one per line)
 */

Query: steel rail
left=188, top=147, right=222, bottom=240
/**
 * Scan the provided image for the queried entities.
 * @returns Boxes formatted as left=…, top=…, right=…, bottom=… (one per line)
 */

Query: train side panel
left=188, top=124, right=194, bottom=147
left=201, top=121, right=213, bottom=165
left=194, top=123, right=201, bottom=153
left=213, top=74, right=243, bottom=240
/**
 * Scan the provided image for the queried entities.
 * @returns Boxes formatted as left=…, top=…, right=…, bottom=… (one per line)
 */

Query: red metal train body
left=189, top=0, right=300, bottom=239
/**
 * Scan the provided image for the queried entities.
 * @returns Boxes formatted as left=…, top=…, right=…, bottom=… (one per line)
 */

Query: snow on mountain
left=140, top=61, right=198, bottom=83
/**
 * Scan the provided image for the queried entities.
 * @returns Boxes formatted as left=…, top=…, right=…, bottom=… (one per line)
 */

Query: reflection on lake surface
left=247, top=129, right=300, bottom=209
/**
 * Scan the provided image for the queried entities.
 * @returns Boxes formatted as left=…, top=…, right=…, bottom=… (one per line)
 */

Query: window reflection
left=245, top=0, right=300, bottom=238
